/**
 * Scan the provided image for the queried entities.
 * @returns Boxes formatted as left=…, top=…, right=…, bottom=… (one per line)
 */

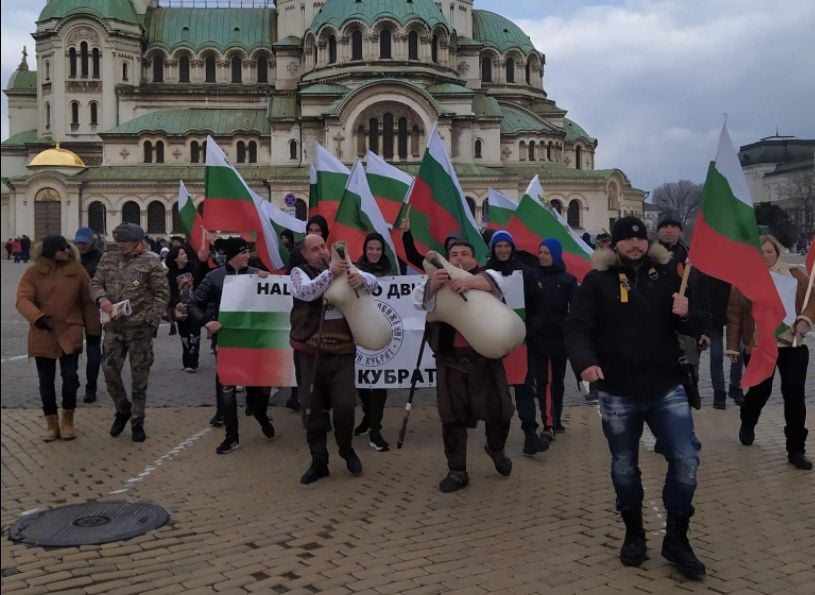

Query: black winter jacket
left=80, top=249, right=103, bottom=279
left=565, top=244, right=702, bottom=399
left=188, top=264, right=260, bottom=326
left=526, top=263, right=577, bottom=355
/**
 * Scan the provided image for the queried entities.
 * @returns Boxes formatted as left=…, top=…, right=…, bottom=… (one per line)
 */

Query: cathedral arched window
left=506, top=58, right=515, bottom=83
left=147, top=201, right=166, bottom=234
left=231, top=56, right=242, bottom=83
left=431, top=35, right=438, bottom=63
left=191, top=141, right=200, bottom=163
left=519, top=141, right=526, bottom=162
left=69, top=48, right=77, bottom=78
left=89, top=101, right=98, bottom=126
left=525, top=61, right=531, bottom=85
left=144, top=142, right=154, bottom=163
left=88, top=201, right=106, bottom=234
left=45, top=61, right=50, bottom=81
left=248, top=141, right=257, bottom=163
left=352, top=31, right=363, bottom=60
left=369, top=118, right=380, bottom=154
left=295, top=198, right=307, bottom=220
left=153, top=55, right=164, bottom=82
left=202, top=140, right=207, bottom=162
left=45, top=102, right=51, bottom=130
left=155, top=141, right=165, bottom=164
left=408, top=31, right=418, bottom=60
left=465, top=196, right=476, bottom=217
left=80, top=42, right=89, bottom=78
left=474, top=140, right=482, bottom=159
left=380, top=29, right=392, bottom=59
left=237, top=141, right=246, bottom=163
left=411, top=125, right=420, bottom=156
left=398, top=118, right=408, bottom=159
left=550, top=199, right=562, bottom=214
left=567, top=199, right=581, bottom=228
left=528, top=141, right=535, bottom=161
left=328, top=36, right=337, bottom=64
left=179, top=56, right=190, bottom=83
left=547, top=141, right=552, bottom=161
left=205, top=56, right=216, bottom=83
left=357, top=125, right=366, bottom=156
left=383, top=113, right=394, bottom=159
left=575, top=145, right=582, bottom=170
left=257, top=55, right=268, bottom=83
left=481, top=56, right=492, bottom=82
left=70, top=101, right=80, bottom=126
left=92, top=48, right=100, bottom=79
left=289, top=140, right=298, bottom=160
left=122, top=62, right=128, bottom=81
left=122, top=201, right=140, bottom=225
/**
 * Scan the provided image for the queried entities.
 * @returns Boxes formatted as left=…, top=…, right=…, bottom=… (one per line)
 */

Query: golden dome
left=28, top=143, right=86, bottom=168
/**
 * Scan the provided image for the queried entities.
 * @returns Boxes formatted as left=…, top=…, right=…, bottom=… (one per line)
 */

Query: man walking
left=75, top=226, right=103, bottom=403
left=90, top=223, right=169, bottom=442
left=565, top=217, right=706, bottom=579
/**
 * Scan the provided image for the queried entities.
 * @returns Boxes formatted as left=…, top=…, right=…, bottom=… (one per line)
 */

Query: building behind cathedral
left=2, top=0, right=646, bottom=242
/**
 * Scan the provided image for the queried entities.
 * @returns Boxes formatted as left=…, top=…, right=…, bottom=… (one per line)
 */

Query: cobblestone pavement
left=2, top=258, right=814, bottom=594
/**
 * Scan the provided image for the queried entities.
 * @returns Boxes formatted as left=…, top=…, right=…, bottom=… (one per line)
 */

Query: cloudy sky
left=2, top=0, right=813, bottom=191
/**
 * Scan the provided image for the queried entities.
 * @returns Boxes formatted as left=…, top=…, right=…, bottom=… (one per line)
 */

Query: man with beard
left=412, top=241, right=515, bottom=493
left=290, top=234, right=378, bottom=485
left=565, top=217, right=706, bottom=579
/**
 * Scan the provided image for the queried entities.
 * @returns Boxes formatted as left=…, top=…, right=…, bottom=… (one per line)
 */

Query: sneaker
left=260, top=420, right=275, bottom=439
left=439, top=471, right=469, bottom=493
left=739, top=422, right=755, bottom=446
left=788, top=452, right=813, bottom=470
left=184, top=367, right=196, bottom=374
left=209, top=414, right=224, bottom=427
left=285, top=396, right=300, bottom=412
left=236, top=386, right=246, bottom=393
left=131, top=423, right=146, bottom=443
left=369, top=432, right=390, bottom=452
left=216, top=438, right=240, bottom=454
left=83, top=390, right=97, bottom=404
left=354, top=416, right=370, bottom=436
left=110, top=412, right=131, bottom=437
left=554, top=423, right=566, bottom=434
left=541, top=427, right=556, bottom=442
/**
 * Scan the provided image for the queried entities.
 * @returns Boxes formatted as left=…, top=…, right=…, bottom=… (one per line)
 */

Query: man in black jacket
left=188, top=237, right=275, bottom=455
left=565, top=217, right=706, bottom=579
left=75, top=227, right=103, bottom=403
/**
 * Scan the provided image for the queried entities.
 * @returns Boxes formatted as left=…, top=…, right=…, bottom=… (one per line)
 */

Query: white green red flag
left=689, top=122, right=785, bottom=388
left=217, top=275, right=296, bottom=387
left=505, top=176, right=593, bottom=282
left=365, top=151, right=414, bottom=226
left=309, top=143, right=349, bottom=223
left=327, top=160, right=400, bottom=273
left=404, top=125, right=488, bottom=262
left=486, top=188, right=518, bottom=230
left=256, top=191, right=306, bottom=269
left=203, top=136, right=285, bottom=272
left=177, top=180, right=209, bottom=253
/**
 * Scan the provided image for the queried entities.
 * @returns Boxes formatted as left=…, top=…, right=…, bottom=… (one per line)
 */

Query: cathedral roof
left=38, top=0, right=139, bottom=25
left=102, top=109, right=270, bottom=136
left=499, top=104, right=559, bottom=135
left=145, top=8, right=275, bottom=53
left=308, top=0, right=448, bottom=33
left=472, top=10, right=536, bottom=54
left=6, top=70, right=37, bottom=93
left=28, top=144, right=86, bottom=168
left=563, top=118, right=597, bottom=144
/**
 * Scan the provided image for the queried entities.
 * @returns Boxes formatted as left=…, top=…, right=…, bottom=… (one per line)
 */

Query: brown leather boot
left=61, top=409, right=76, bottom=440
left=43, top=415, right=60, bottom=442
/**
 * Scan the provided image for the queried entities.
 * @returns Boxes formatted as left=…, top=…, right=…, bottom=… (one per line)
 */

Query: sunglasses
left=57, top=246, right=69, bottom=252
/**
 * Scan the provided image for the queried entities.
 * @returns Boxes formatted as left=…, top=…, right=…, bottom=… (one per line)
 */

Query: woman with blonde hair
left=16, top=235, right=101, bottom=441
left=727, top=234, right=814, bottom=470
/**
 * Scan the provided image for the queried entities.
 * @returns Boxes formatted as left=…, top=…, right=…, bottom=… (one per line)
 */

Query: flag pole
left=678, top=262, right=692, bottom=297
left=792, top=263, right=815, bottom=347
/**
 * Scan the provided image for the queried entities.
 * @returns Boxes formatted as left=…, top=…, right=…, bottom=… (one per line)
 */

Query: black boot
left=788, top=452, right=813, bottom=470
left=620, top=509, right=647, bottom=566
left=354, top=416, right=370, bottom=436
left=522, top=432, right=548, bottom=456
left=483, top=445, right=512, bottom=476
left=300, top=459, right=329, bottom=484
left=131, top=422, right=146, bottom=443
left=728, top=384, right=744, bottom=406
left=739, top=421, right=755, bottom=445
left=712, top=391, right=727, bottom=410
left=110, top=411, right=131, bottom=437
left=83, top=389, right=97, bottom=404
left=438, top=470, right=469, bottom=493
left=339, top=448, right=362, bottom=475
left=662, top=512, right=706, bottom=579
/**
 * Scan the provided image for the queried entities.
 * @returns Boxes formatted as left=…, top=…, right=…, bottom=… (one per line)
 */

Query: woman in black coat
left=165, top=245, right=206, bottom=373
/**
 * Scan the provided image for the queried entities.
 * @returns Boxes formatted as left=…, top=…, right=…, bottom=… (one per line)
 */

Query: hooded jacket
left=565, top=243, right=702, bottom=399
left=187, top=263, right=261, bottom=327
left=355, top=232, right=393, bottom=277
left=16, top=242, right=102, bottom=358
left=526, top=240, right=577, bottom=355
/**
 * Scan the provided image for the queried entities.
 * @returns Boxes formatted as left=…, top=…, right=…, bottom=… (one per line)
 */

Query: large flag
left=486, top=188, right=518, bottom=230
left=689, top=122, right=785, bottom=388
left=257, top=192, right=306, bottom=269
left=365, top=151, right=414, bottom=226
left=404, top=125, right=488, bottom=262
left=203, top=136, right=284, bottom=272
left=327, top=160, right=400, bottom=273
left=177, top=180, right=209, bottom=253
left=806, top=234, right=815, bottom=275
left=309, top=143, right=350, bottom=223
left=505, top=176, right=593, bottom=282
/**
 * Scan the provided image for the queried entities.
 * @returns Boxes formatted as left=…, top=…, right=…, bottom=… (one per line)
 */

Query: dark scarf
left=356, top=232, right=392, bottom=276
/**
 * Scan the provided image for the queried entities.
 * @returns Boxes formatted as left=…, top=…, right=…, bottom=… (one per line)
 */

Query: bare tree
left=776, top=170, right=815, bottom=236
left=650, top=180, right=703, bottom=227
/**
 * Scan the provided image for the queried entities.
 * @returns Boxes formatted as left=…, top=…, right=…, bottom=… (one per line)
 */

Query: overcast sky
left=2, top=0, right=813, bottom=191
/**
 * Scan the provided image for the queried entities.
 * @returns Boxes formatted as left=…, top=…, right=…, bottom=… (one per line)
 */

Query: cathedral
left=1, top=0, right=645, bottom=242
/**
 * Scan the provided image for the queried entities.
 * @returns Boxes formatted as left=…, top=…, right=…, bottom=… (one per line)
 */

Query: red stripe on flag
left=409, top=177, right=470, bottom=250
left=806, top=233, right=815, bottom=274
left=310, top=201, right=339, bottom=225
left=203, top=198, right=258, bottom=233
left=217, top=347, right=296, bottom=387
left=326, top=221, right=369, bottom=263
left=502, top=345, right=527, bottom=385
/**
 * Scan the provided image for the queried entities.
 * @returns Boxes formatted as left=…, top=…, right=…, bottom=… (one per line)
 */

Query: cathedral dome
left=28, top=144, right=86, bottom=168
left=308, top=0, right=449, bottom=33
left=38, top=0, right=139, bottom=25
left=472, top=9, right=536, bottom=54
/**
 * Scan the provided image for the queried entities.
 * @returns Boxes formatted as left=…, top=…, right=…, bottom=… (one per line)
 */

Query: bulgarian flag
left=177, top=180, right=209, bottom=253
left=327, top=160, right=400, bottom=273
left=506, top=176, right=593, bottom=282
left=216, top=275, right=296, bottom=387
left=486, top=188, right=518, bottom=230
left=806, top=233, right=815, bottom=276
left=365, top=151, right=414, bottom=226
left=203, top=136, right=285, bottom=272
left=404, top=125, right=488, bottom=262
left=689, top=122, right=785, bottom=388
left=256, top=192, right=306, bottom=269
left=309, top=143, right=349, bottom=223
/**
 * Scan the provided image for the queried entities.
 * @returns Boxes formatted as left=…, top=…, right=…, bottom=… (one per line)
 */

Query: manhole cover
left=9, top=501, right=169, bottom=547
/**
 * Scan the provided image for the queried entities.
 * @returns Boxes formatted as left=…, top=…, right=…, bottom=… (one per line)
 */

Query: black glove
left=35, top=315, right=54, bottom=330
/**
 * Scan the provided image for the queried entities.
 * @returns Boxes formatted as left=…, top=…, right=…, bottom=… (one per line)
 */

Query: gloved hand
left=35, top=315, right=54, bottom=330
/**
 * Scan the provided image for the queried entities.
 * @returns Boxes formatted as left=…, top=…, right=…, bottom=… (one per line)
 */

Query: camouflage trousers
left=102, top=323, right=155, bottom=423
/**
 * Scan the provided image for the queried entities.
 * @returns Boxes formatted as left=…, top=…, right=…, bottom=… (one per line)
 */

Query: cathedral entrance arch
left=34, top=187, right=62, bottom=240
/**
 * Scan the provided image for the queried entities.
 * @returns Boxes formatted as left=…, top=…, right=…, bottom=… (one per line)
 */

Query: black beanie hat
left=657, top=210, right=683, bottom=231
left=611, top=217, right=649, bottom=247
left=41, top=235, right=68, bottom=259
left=223, top=237, right=249, bottom=261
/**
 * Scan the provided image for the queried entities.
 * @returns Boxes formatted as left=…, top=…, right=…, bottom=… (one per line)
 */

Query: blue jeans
left=599, top=385, right=699, bottom=515
left=708, top=326, right=743, bottom=394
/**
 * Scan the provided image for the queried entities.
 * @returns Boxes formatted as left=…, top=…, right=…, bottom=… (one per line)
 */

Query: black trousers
left=176, top=318, right=201, bottom=370
left=442, top=420, right=510, bottom=472
left=741, top=346, right=809, bottom=453
left=516, top=351, right=568, bottom=432
left=357, top=388, right=387, bottom=433
left=215, top=375, right=271, bottom=442
left=35, top=353, right=80, bottom=415
left=84, top=334, right=102, bottom=394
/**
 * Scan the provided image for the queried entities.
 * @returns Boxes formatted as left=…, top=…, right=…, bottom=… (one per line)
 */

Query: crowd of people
left=13, top=209, right=813, bottom=580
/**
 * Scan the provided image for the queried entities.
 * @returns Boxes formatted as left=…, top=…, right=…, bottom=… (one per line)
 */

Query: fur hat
left=657, top=210, right=683, bottom=231
left=41, top=235, right=68, bottom=259
left=611, top=216, right=649, bottom=247
left=112, top=223, right=145, bottom=243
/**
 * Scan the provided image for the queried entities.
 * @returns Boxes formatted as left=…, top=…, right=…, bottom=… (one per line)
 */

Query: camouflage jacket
left=90, top=250, right=169, bottom=327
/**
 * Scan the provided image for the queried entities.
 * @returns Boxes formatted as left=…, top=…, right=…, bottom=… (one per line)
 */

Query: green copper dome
left=309, top=0, right=449, bottom=33
left=472, top=10, right=536, bottom=54
left=38, top=0, right=139, bottom=25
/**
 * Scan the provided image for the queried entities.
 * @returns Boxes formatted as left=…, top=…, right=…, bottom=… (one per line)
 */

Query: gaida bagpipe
left=323, top=241, right=392, bottom=351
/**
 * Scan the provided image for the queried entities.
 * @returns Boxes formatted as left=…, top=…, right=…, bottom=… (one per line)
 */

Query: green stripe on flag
left=700, top=163, right=761, bottom=249
left=205, top=166, right=253, bottom=201
left=219, top=310, right=290, bottom=330
left=367, top=173, right=409, bottom=203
